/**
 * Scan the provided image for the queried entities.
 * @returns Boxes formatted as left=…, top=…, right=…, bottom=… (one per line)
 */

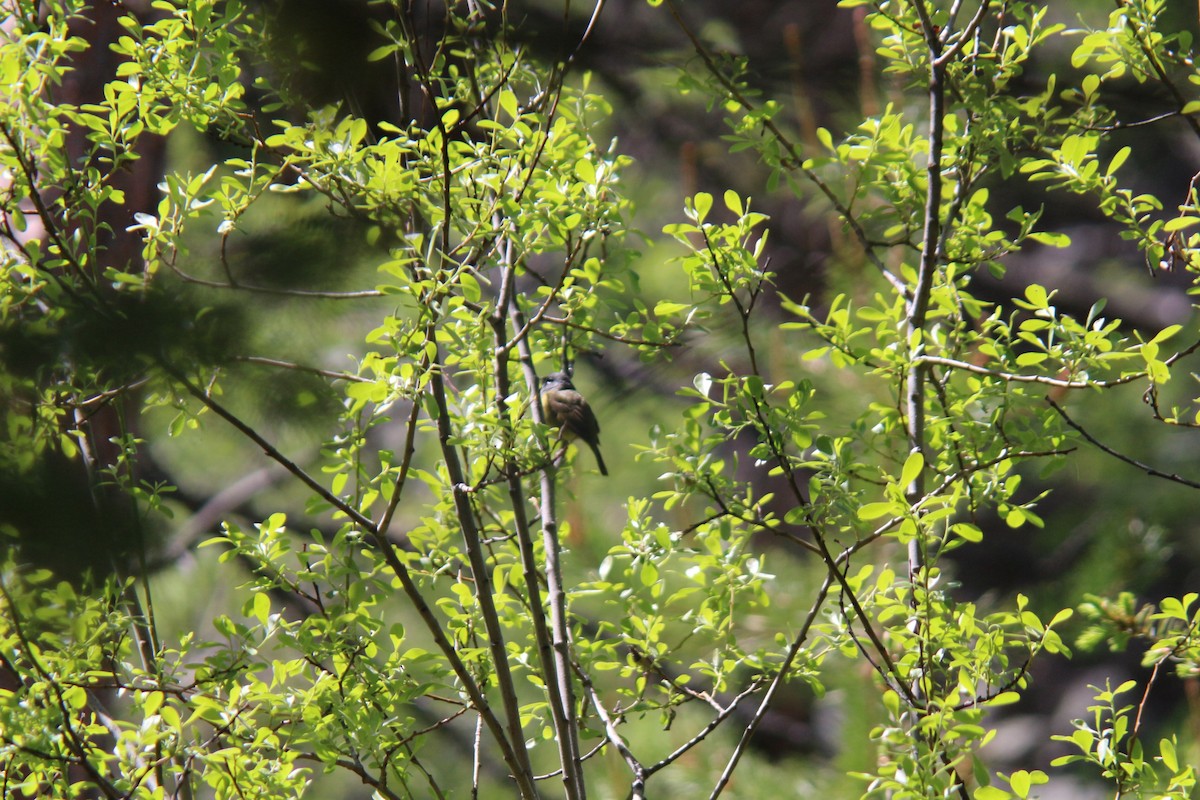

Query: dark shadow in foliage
left=0, top=289, right=247, bottom=580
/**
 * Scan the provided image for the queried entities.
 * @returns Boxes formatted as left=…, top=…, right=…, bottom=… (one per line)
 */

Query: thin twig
left=233, top=355, right=370, bottom=382
left=166, top=365, right=377, bottom=531
left=375, top=398, right=423, bottom=537
left=662, top=0, right=908, bottom=299
left=574, top=662, right=646, bottom=799
left=643, top=681, right=761, bottom=778
left=1047, top=396, right=1200, bottom=490
left=167, top=264, right=384, bottom=299
left=915, top=355, right=1132, bottom=388
left=707, top=571, right=835, bottom=800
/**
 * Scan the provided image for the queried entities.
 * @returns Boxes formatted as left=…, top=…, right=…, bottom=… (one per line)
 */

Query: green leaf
left=143, top=690, right=164, bottom=717
left=1009, top=770, right=1030, bottom=798
left=987, top=691, right=1021, bottom=706
left=1106, top=146, right=1130, bottom=176
left=575, top=158, right=597, bottom=185
left=1049, top=608, right=1074, bottom=627
left=252, top=591, right=270, bottom=624
left=1081, top=73, right=1100, bottom=99
left=654, top=301, right=689, bottom=316
left=366, top=44, right=397, bottom=62
left=498, top=90, right=519, bottom=120
left=724, top=189, right=743, bottom=216
left=899, top=450, right=924, bottom=488
left=882, top=689, right=900, bottom=718
left=1160, top=736, right=1178, bottom=772
left=1027, top=231, right=1071, bottom=247
left=857, top=501, right=896, bottom=521
left=952, top=523, right=983, bottom=543
left=1162, top=216, right=1200, bottom=233
left=1150, top=324, right=1182, bottom=344
left=62, top=684, right=88, bottom=710
left=1015, top=352, right=1048, bottom=367
left=816, top=126, right=834, bottom=151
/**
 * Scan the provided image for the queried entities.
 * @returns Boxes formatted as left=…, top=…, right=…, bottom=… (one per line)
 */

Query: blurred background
left=4, top=0, right=1199, bottom=797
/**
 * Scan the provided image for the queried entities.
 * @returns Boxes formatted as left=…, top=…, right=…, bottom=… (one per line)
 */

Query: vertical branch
left=530, top=417, right=586, bottom=798
left=899, top=0, right=948, bottom=781
left=508, top=293, right=587, bottom=797
left=901, top=6, right=989, bottom=797
left=904, top=0, right=950, bottom=582
left=390, top=8, right=541, bottom=794
left=426, top=361, right=541, bottom=799
left=472, top=713, right=484, bottom=800
left=492, top=234, right=586, bottom=800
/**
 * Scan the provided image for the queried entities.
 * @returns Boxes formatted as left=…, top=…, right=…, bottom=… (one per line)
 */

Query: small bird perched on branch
left=540, top=372, right=608, bottom=476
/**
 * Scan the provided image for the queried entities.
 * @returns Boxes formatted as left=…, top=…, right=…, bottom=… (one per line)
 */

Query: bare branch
left=1048, top=396, right=1200, bottom=490
left=706, top=571, right=834, bottom=800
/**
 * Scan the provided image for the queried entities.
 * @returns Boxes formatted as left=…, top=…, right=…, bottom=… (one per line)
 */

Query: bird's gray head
left=542, top=372, right=575, bottom=389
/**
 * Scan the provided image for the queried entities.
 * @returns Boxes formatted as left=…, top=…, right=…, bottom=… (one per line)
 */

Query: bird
left=540, top=371, right=608, bottom=476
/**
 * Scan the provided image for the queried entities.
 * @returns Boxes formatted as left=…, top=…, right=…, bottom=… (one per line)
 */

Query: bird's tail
left=587, top=442, right=609, bottom=476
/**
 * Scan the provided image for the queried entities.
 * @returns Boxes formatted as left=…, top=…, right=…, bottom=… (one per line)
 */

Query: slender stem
left=916, top=355, right=1123, bottom=388
left=1114, top=0, right=1200, bottom=142
left=514, top=330, right=587, bottom=799
left=708, top=571, right=834, bottom=799
left=168, top=365, right=376, bottom=532
left=472, top=713, right=483, bottom=800
left=1048, top=397, right=1200, bottom=490
left=534, top=445, right=585, bottom=796
left=168, top=265, right=384, bottom=298
left=427, top=360, right=541, bottom=799
left=375, top=398, right=423, bottom=538
left=575, top=663, right=645, bottom=799
left=234, top=355, right=370, bottom=383
left=642, top=682, right=761, bottom=777
left=905, top=0, right=948, bottom=582
left=494, top=235, right=585, bottom=799
left=662, top=0, right=908, bottom=298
